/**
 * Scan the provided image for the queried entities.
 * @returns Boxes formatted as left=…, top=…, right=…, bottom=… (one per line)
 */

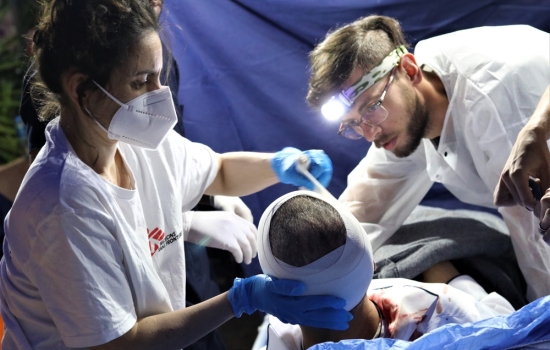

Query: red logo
left=148, top=227, right=165, bottom=256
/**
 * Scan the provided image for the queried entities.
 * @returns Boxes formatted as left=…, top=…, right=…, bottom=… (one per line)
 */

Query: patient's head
left=258, top=191, right=374, bottom=311
left=269, top=195, right=346, bottom=267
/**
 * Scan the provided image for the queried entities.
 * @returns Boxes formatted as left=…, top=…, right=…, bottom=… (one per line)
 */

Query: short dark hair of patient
left=269, top=196, right=346, bottom=267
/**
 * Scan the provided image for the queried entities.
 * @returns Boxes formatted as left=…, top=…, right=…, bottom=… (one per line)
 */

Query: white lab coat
left=339, top=25, right=550, bottom=302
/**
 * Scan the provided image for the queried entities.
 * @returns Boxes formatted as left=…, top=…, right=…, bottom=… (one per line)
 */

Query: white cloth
left=257, top=190, right=374, bottom=311
left=0, top=118, right=218, bottom=349
left=265, top=277, right=514, bottom=350
left=339, top=25, right=550, bottom=301
left=367, top=277, right=514, bottom=340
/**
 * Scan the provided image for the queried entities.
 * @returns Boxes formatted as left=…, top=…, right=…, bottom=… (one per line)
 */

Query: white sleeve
left=167, top=132, right=219, bottom=212
left=499, top=205, right=550, bottom=302
left=459, top=82, right=550, bottom=302
left=27, top=209, right=136, bottom=347
left=450, top=46, right=550, bottom=301
left=339, top=144, right=433, bottom=250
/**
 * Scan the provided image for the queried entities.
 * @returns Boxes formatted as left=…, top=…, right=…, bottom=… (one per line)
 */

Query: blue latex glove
left=228, top=274, right=352, bottom=330
left=271, top=147, right=333, bottom=190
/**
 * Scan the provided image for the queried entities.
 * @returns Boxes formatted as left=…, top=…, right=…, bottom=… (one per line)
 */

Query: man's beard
left=393, top=92, right=430, bottom=158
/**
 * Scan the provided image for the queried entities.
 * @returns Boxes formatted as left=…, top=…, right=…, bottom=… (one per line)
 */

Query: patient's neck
left=300, top=296, right=380, bottom=349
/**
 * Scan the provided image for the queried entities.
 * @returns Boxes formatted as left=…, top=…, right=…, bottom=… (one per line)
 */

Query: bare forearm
left=92, top=292, right=235, bottom=350
left=205, top=152, right=279, bottom=196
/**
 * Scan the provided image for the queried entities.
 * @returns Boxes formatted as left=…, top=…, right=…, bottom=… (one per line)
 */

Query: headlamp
left=321, top=94, right=352, bottom=121
left=321, top=45, right=408, bottom=121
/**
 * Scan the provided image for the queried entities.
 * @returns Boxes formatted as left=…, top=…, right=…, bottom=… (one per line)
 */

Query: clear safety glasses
left=338, top=67, right=396, bottom=140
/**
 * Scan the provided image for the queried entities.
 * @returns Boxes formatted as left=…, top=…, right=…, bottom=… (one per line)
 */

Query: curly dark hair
left=31, top=0, right=159, bottom=120
left=307, top=15, right=409, bottom=109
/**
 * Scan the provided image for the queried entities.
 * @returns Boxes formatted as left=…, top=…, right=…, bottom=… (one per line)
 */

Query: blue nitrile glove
left=271, top=147, right=333, bottom=190
left=228, top=274, right=352, bottom=330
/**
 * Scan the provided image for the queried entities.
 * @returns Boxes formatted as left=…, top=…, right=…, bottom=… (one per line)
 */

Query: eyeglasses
left=338, top=67, right=396, bottom=140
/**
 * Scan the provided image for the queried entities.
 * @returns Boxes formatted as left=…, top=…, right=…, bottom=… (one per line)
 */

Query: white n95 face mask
left=92, top=81, right=177, bottom=150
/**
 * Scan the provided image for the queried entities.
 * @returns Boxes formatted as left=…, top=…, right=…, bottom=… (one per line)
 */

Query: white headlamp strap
left=341, top=45, right=408, bottom=104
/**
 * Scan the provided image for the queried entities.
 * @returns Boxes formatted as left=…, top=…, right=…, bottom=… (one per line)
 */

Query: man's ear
left=60, top=70, right=89, bottom=108
left=399, top=53, right=422, bottom=86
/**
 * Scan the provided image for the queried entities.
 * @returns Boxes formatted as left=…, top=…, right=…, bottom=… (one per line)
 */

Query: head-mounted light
left=321, top=94, right=352, bottom=121
left=321, top=45, right=408, bottom=121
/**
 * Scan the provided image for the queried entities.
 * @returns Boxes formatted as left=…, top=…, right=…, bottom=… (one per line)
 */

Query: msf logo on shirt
left=148, top=227, right=166, bottom=256
left=148, top=227, right=184, bottom=256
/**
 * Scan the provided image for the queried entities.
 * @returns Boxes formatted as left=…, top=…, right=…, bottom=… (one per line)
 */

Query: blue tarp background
left=163, top=1, right=550, bottom=274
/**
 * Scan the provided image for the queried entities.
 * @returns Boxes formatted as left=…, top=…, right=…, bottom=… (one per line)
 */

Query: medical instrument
left=271, top=147, right=332, bottom=189
left=296, top=155, right=338, bottom=201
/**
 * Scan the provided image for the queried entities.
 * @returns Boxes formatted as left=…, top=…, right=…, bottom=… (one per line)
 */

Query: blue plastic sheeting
left=163, top=1, right=550, bottom=274
left=310, top=295, right=550, bottom=350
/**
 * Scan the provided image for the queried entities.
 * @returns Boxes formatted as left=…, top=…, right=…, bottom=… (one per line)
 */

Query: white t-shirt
left=339, top=25, right=550, bottom=301
left=0, top=118, right=218, bottom=349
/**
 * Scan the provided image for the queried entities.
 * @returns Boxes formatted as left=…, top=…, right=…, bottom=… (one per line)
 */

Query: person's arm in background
left=485, top=84, right=550, bottom=302
left=468, top=88, right=550, bottom=302
left=494, top=85, right=550, bottom=213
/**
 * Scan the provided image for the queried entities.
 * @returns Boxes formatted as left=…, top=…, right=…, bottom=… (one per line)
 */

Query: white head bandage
left=258, top=190, right=374, bottom=311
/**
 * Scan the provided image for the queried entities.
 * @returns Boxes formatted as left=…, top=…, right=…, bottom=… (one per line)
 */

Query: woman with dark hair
left=0, top=1, right=349, bottom=348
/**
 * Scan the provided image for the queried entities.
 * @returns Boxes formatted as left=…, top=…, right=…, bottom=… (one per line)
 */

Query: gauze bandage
left=257, top=190, right=374, bottom=311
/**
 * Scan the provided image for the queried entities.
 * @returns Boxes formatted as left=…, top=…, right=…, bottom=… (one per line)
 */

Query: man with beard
left=306, top=15, right=550, bottom=303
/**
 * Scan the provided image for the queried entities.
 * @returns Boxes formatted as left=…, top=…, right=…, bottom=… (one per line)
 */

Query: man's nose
left=360, top=123, right=381, bottom=142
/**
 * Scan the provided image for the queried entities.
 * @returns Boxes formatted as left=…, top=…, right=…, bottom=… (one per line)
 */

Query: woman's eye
left=132, top=81, right=147, bottom=89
